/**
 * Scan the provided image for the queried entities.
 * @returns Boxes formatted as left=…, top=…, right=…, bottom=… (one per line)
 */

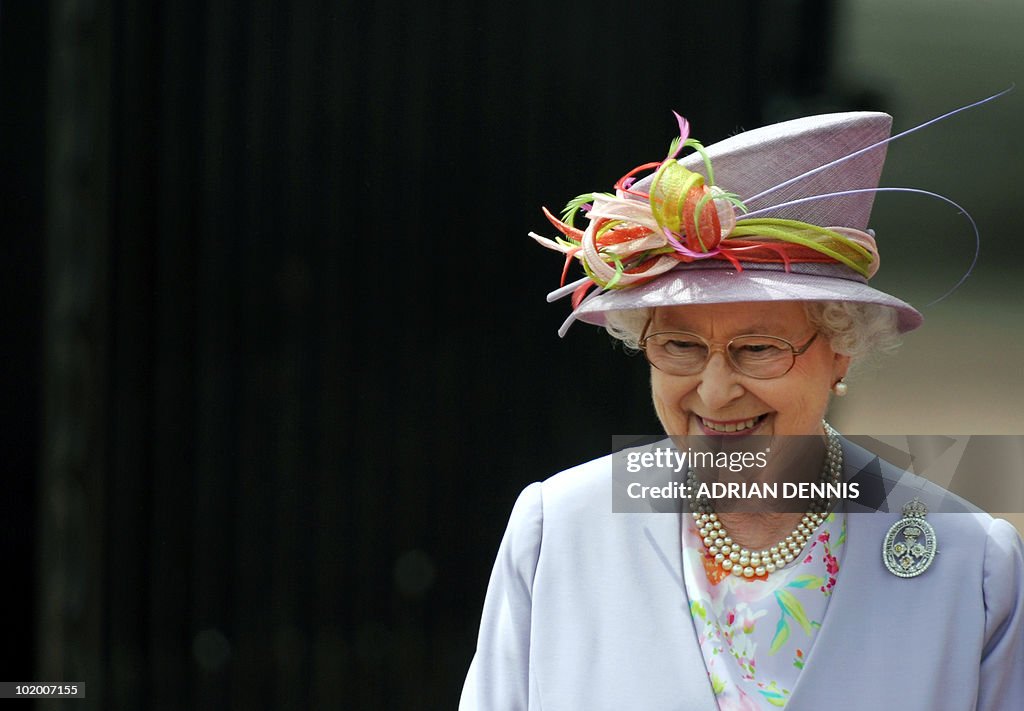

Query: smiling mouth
left=699, top=414, right=768, bottom=434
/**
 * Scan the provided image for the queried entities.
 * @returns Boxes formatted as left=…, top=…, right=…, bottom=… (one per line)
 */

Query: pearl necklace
left=686, top=422, right=843, bottom=579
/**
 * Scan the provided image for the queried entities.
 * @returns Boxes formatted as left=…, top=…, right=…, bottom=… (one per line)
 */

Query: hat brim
left=574, top=267, right=923, bottom=333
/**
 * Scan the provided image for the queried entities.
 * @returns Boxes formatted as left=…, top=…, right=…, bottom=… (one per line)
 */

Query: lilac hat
left=531, top=111, right=927, bottom=335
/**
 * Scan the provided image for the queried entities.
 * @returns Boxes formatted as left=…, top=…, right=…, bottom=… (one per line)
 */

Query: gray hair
left=604, top=300, right=902, bottom=364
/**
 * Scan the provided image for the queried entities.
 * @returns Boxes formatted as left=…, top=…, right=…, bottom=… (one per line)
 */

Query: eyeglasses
left=638, top=321, right=819, bottom=379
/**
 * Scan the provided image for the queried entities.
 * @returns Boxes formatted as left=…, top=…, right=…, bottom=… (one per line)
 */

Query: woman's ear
left=832, top=352, right=851, bottom=381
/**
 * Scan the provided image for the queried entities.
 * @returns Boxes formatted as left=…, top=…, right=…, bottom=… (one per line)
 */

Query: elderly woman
left=460, top=109, right=1024, bottom=710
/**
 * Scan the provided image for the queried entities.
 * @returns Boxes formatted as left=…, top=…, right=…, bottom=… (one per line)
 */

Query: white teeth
left=702, top=416, right=760, bottom=433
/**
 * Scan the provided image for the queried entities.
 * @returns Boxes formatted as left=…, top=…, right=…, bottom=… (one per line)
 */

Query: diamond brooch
left=882, top=498, right=937, bottom=578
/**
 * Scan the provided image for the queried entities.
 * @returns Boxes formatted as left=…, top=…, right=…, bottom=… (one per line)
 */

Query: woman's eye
left=735, top=342, right=786, bottom=360
left=663, top=340, right=705, bottom=355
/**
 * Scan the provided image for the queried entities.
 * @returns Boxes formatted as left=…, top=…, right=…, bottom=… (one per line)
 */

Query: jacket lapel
left=640, top=511, right=721, bottom=710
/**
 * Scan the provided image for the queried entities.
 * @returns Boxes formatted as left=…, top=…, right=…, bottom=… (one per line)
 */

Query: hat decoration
left=532, top=91, right=1006, bottom=336
left=532, top=113, right=878, bottom=302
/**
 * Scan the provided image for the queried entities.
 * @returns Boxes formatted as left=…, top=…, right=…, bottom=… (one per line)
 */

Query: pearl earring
left=833, top=378, right=848, bottom=397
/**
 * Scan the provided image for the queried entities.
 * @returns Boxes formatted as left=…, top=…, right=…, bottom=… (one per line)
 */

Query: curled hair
left=604, top=300, right=902, bottom=365
left=604, top=308, right=652, bottom=352
left=803, top=301, right=901, bottom=362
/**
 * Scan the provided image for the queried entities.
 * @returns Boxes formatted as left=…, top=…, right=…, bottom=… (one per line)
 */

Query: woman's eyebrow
left=655, top=322, right=789, bottom=335
left=739, top=322, right=787, bottom=334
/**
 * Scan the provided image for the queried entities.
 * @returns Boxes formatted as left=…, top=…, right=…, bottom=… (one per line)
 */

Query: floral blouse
left=681, top=511, right=846, bottom=709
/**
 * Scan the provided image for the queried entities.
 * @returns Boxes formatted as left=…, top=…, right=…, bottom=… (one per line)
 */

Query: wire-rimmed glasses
left=638, top=322, right=819, bottom=379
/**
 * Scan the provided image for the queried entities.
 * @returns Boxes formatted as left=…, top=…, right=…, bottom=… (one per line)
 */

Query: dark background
left=3, top=1, right=1021, bottom=709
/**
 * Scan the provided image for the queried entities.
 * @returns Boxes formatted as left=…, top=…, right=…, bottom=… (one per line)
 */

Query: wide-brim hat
left=576, top=262, right=924, bottom=333
left=535, top=111, right=926, bottom=334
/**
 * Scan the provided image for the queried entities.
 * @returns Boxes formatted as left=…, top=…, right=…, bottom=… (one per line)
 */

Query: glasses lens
left=728, top=336, right=795, bottom=378
left=643, top=333, right=709, bottom=375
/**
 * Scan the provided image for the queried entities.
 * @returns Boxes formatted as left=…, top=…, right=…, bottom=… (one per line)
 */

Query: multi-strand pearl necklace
left=686, top=422, right=843, bottom=579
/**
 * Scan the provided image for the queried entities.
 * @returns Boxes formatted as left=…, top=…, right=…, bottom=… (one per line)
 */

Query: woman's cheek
left=650, top=372, right=689, bottom=435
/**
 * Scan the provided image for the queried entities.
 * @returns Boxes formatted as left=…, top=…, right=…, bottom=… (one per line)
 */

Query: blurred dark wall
left=1, top=0, right=48, bottom=683
left=11, top=1, right=848, bottom=708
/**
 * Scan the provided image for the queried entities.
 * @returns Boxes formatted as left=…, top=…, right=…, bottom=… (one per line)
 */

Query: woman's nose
left=696, top=352, right=744, bottom=409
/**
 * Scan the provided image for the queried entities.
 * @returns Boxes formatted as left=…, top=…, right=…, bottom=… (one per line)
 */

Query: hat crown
left=636, top=112, right=893, bottom=230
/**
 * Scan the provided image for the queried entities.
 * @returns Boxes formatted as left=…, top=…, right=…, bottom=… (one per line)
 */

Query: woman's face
left=648, top=301, right=849, bottom=437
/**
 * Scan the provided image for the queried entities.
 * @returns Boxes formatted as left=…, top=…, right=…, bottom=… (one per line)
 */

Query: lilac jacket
left=461, top=441, right=1024, bottom=710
